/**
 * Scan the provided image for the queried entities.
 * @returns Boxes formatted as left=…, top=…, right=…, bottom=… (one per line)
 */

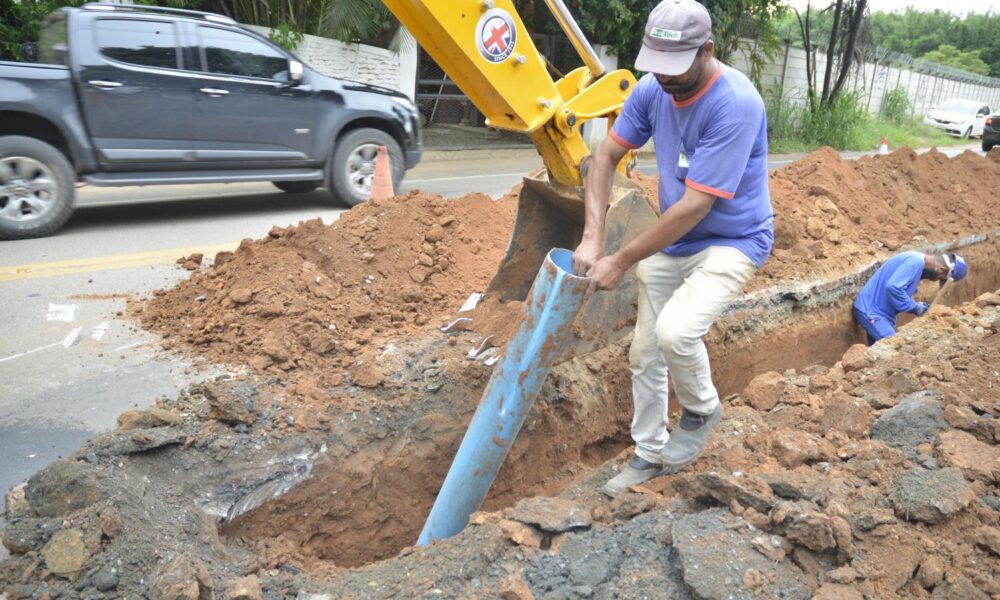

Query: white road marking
left=0, top=343, right=61, bottom=364
left=46, top=304, right=76, bottom=322
left=62, top=327, right=82, bottom=348
left=91, top=322, right=110, bottom=341
left=0, top=328, right=82, bottom=364
left=112, top=341, right=145, bottom=352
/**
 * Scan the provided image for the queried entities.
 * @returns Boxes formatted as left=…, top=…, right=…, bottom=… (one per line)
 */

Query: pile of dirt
left=633, top=146, right=1000, bottom=292
left=138, top=147, right=1000, bottom=399
left=137, top=190, right=516, bottom=392
left=4, top=289, right=998, bottom=599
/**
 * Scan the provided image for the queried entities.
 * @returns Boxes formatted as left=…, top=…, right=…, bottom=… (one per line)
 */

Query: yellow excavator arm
left=385, top=0, right=656, bottom=357
left=382, top=0, right=637, bottom=187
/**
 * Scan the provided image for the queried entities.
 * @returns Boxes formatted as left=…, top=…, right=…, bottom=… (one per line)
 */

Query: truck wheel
left=984, top=141, right=994, bottom=152
left=329, top=127, right=403, bottom=207
left=0, top=136, right=75, bottom=240
left=272, top=180, right=320, bottom=194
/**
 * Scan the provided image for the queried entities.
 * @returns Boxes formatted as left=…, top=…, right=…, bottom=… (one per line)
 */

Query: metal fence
left=735, top=39, right=1000, bottom=118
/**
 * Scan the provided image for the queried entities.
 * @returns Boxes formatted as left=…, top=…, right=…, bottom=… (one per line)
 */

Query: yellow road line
left=0, top=243, right=237, bottom=281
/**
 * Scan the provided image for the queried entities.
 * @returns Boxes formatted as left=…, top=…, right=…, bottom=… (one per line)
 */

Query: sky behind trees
left=787, top=0, right=1000, bottom=17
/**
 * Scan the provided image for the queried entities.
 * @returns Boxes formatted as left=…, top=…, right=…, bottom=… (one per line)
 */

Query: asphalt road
left=0, top=142, right=983, bottom=513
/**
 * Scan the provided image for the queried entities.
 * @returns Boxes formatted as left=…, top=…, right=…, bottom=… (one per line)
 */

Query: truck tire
left=329, top=127, right=404, bottom=207
left=272, top=180, right=320, bottom=194
left=984, top=141, right=994, bottom=152
left=0, top=136, right=75, bottom=240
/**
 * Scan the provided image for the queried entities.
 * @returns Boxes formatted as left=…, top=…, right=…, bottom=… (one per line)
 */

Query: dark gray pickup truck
left=0, top=3, right=422, bottom=240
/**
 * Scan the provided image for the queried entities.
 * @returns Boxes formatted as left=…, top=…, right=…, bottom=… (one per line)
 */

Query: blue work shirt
left=610, top=63, right=773, bottom=267
left=854, top=251, right=924, bottom=325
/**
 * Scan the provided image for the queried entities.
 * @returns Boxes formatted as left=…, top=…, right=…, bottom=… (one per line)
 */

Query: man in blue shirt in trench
left=853, top=251, right=968, bottom=345
left=572, top=0, right=773, bottom=496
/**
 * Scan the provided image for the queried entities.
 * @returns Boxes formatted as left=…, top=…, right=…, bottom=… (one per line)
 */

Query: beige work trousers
left=629, top=246, right=757, bottom=464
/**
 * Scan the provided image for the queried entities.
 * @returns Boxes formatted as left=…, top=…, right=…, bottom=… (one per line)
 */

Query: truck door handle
left=89, top=80, right=122, bottom=89
left=199, top=87, right=229, bottom=97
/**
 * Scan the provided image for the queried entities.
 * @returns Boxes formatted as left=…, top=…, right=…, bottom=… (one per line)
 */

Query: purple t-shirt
left=611, top=63, right=774, bottom=267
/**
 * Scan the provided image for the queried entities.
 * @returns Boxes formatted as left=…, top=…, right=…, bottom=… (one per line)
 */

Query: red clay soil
left=139, top=147, right=1000, bottom=394
left=138, top=190, right=515, bottom=393
left=633, top=146, right=1000, bottom=291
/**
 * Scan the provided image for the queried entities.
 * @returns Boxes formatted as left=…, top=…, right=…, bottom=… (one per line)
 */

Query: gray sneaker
left=602, top=454, right=663, bottom=498
left=660, top=404, right=724, bottom=473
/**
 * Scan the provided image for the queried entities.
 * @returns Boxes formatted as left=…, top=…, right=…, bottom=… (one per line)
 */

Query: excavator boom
left=381, top=0, right=634, bottom=187
left=383, top=0, right=657, bottom=354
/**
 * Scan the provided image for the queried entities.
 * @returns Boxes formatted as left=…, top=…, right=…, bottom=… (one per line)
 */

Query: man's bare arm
left=572, top=135, right=631, bottom=275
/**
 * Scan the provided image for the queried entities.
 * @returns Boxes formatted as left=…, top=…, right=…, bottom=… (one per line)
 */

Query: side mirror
left=289, top=60, right=304, bottom=84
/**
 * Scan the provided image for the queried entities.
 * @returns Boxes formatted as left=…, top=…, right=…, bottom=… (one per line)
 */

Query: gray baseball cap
left=635, top=0, right=712, bottom=76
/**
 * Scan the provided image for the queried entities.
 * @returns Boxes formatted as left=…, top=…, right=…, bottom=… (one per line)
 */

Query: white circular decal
left=476, top=8, right=517, bottom=63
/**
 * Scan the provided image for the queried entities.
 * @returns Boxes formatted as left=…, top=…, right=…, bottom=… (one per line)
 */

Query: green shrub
left=268, top=23, right=305, bottom=52
left=763, top=87, right=803, bottom=147
left=801, top=92, right=870, bottom=150
left=880, top=87, right=912, bottom=125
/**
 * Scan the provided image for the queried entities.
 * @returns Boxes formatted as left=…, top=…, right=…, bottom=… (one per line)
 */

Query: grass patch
left=765, top=89, right=972, bottom=155
left=866, top=119, right=969, bottom=152
left=770, top=118, right=969, bottom=154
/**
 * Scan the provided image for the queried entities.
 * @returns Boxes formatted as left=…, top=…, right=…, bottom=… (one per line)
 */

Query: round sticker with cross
left=475, top=8, right=517, bottom=63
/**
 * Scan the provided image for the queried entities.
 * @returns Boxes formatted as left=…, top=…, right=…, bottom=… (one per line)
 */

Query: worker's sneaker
left=660, top=404, right=724, bottom=473
left=602, top=455, right=663, bottom=498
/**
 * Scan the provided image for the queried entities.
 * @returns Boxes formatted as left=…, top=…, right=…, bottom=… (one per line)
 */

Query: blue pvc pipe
left=417, top=248, right=591, bottom=545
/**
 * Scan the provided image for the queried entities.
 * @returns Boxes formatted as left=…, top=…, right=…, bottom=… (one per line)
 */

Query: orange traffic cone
left=878, top=136, right=889, bottom=155
left=370, top=145, right=394, bottom=201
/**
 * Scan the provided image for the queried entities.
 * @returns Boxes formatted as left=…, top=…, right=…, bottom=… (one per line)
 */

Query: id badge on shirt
left=675, top=150, right=690, bottom=181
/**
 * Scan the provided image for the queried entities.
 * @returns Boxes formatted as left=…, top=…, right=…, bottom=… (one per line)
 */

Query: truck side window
left=199, top=27, right=288, bottom=81
left=96, top=19, right=179, bottom=70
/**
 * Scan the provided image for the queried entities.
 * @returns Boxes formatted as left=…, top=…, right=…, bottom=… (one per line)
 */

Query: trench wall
left=223, top=231, right=1000, bottom=570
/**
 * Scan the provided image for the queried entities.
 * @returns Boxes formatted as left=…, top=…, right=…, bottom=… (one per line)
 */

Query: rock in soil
left=890, top=467, right=976, bottom=523
left=508, top=497, right=592, bottom=533
left=672, top=508, right=811, bottom=600
left=869, top=391, right=948, bottom=459
left=25, top=460, right=105, bottom=518
left=40, top=528, right=90, bottom=576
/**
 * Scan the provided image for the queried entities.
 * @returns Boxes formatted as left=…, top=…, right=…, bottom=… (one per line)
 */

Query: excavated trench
left=221, top=233, right=1000, bottom=571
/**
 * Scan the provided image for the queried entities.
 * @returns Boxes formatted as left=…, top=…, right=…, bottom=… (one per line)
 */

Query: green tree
left=702, top=0, right=786, bottom=84
left=0, top=0, right=81, bottom=60
left=515, top=0, right=784, bottom=79
left=868, top=8, right=1000, bottom=76
left=922, top=44, right=990, bottom=75
left=206, top=0, right=397, bottom=47
left=794, top=0, right=870, bottom=111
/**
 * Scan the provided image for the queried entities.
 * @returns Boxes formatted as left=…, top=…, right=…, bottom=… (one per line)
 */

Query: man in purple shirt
left=572, top=0, right=773, bottom=496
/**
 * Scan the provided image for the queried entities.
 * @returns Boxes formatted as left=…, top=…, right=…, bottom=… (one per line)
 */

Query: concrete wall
left=730, top=41, right=1000, bottom=117
left=581, top=44, right=619, bottom=150
left=247, top=26, right=418, bottom=100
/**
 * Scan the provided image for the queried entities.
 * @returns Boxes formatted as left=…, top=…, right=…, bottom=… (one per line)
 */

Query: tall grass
left=880, top=87, right=912, bottom=125
left=800, top=92, right=870, bottom=149
left=766, top=89, right=968, bottom=154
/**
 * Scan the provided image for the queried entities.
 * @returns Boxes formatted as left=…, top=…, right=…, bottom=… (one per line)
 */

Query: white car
left=923, top=99, right=993, bottom=138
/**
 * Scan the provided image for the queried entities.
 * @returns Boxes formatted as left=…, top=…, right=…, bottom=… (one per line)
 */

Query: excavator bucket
left=379, top=0, right=655, bottom=355
left=487, top=173, right=658, bottom=357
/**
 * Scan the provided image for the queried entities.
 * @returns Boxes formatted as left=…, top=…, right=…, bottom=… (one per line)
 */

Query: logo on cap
left=476, top=8, right=517, bottom=63
left=650, top=27, right=683, bottom=41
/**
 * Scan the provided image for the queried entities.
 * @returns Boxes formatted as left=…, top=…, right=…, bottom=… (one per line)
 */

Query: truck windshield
left=37, top=11, right=69, bottom=66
